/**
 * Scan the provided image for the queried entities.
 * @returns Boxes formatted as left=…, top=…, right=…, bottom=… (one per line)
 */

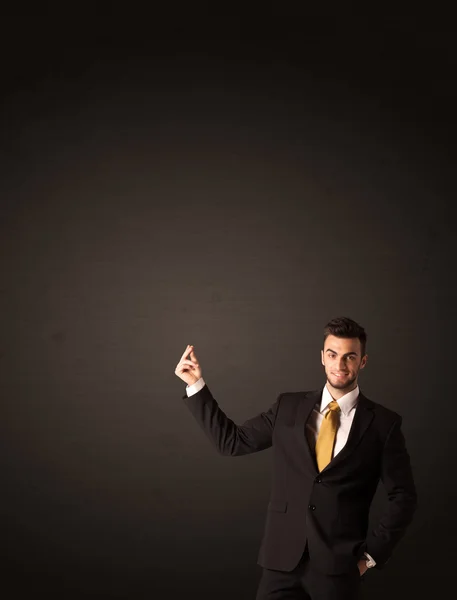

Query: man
left=174, top=316, right=417, bottom=599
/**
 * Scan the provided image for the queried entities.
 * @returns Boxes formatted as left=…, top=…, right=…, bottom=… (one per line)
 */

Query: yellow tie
left=315, top=400, right=341, bottom=472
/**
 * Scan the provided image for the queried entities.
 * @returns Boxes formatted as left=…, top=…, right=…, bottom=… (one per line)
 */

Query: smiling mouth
left=333, top=373, right=348, bottom=377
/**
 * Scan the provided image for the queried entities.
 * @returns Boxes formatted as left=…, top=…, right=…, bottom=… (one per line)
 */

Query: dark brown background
left=1, top=15, right=455, bottom=599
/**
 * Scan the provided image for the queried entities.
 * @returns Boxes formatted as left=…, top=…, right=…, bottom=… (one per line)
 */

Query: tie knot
left=327, top=400, right=340, bottom=413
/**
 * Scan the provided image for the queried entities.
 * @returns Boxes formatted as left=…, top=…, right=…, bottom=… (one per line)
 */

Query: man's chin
left=329, top=376, right=355, bottom=389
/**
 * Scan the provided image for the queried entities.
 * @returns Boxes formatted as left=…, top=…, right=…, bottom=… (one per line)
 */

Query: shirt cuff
left=186, top=377, right=206, bottom=396
left=364, top=552, right=376, bottom=566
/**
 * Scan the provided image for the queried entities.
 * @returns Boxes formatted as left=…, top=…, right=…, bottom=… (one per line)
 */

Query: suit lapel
left=294, top=390, right=321, bottom=474
left=321, top=391, right=374, bottom=473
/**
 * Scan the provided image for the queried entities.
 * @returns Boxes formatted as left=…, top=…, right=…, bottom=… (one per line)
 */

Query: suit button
left=315, top=477, right=322, bottom=483
left=308, top=504, right=316, bottom=510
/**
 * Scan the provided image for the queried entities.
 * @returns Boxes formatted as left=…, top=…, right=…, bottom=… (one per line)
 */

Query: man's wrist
left=186, top=377, right=205, bottom=396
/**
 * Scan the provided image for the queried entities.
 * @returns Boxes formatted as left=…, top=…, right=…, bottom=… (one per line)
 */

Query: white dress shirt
left=185, top=377, right=376, bottom=567
left=306, top=383, right=359, bottom=459
left=186, top=377, right=206, bottom=396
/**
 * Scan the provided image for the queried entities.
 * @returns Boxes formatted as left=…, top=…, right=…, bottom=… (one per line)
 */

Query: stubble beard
left=327, top=370, right=358, bottom=392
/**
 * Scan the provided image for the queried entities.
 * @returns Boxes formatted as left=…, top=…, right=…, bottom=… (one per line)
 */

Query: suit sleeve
left=364, top=416, right=418, bottom=567
left=182, top=382, right=282, bottom=456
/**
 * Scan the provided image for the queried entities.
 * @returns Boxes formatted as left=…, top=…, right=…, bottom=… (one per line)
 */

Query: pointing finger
left=180, top=345, right=193, bottom=361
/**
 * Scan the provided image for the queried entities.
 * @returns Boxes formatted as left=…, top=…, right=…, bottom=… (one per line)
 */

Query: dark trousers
left=256, top=546, right=363, bottom=600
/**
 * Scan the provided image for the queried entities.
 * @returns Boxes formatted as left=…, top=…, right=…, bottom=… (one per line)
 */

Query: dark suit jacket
left=182, top=383, right=417, bottom=574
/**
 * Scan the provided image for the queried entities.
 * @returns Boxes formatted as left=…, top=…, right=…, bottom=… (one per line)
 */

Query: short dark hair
left=323, top=316, right=367, bottom=357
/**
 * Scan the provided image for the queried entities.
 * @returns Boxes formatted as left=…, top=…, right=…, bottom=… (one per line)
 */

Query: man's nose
left=337, top=359, right=346, bottom=371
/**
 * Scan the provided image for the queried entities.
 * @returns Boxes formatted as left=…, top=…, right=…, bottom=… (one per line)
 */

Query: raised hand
left=174, top=345, right=202, bottom=386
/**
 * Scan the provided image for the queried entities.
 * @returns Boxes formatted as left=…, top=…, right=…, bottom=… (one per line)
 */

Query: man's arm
left=182, top=378, right=282, bottom=456
left=363, top=416, right=418, bottom=568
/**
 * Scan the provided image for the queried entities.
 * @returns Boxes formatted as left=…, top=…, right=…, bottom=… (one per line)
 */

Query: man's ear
left=360, top=354, right=368, bottom=369
left=321, top=350, right=324, bottom=366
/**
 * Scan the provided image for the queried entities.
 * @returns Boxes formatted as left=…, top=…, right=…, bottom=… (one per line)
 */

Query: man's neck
left=326, top=380, right=358, bottom=401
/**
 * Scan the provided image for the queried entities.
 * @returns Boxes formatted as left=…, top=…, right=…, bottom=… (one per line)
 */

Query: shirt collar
left=320, top=383, right=360, bottom=416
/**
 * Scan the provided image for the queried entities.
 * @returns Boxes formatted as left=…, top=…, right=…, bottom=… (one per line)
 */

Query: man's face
left=321, top=335, right=367, bottom=392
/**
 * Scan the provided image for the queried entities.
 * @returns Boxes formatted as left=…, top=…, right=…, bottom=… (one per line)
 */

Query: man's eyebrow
left=325, top=349, right=358, bottom=356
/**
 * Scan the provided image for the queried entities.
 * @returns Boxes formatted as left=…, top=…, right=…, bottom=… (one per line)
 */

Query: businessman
left=174, top=316, right=417, bottom=599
